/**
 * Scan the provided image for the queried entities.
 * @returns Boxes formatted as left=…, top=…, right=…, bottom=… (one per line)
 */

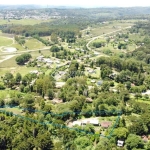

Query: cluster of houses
left=36, top=55, right=60, bottom=67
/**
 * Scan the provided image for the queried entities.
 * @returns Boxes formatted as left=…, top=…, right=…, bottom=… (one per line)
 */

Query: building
left=100, top=121, right=111, bottom=128
left=81, top=119, right=100, bottom=126
left=73, top=121, right=81, bottom=126
left=97, top=80, right=103, bottom=86
left=117, top=140, right=124, bottom=147
left=30, top=70, right=38, bottom=74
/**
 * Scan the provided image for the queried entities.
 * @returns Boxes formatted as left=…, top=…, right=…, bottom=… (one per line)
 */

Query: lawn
left=0, top=19, right=54, bottom=25
left=0, top=36, right=13, bottom=46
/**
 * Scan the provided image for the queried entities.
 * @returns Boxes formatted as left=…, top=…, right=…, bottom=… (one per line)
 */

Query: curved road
left=86, top=26, right=132, bottom=51
left=0, top=26, right=132, bottom=64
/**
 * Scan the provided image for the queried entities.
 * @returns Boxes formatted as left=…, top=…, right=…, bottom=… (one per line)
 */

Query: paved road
left=0, top=47, right=50, bottom=56
left=0, top=47, right=50, bottom=64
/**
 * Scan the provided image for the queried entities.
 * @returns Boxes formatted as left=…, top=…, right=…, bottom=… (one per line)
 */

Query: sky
left=1, top=0, right=150, bottom=7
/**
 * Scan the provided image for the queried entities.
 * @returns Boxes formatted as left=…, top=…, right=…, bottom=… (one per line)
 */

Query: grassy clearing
left=137, top=99, right=150, bottom=104
left=0, top=107, right=22, bottom=115
left=25, top=38, right=45, bottom=50
left=0, top=90, right=9, bottom=99
left=0, top=36, right=13, bottom=46
left=0, top=19, right=54, bottom=25
left=129, top=34, right=145, bottom=42
left=90, top=21, right=133, bottom=37
left=0, top=55, right=18, bottom=68
left=11, top=43, right=25, bottom=51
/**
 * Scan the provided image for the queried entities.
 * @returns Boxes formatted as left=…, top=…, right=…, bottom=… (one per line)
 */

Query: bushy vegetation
left=15, top=53, right=32, bottom=65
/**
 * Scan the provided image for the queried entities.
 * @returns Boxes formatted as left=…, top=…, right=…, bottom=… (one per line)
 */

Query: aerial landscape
left=1, top=0, right=150, bottom=149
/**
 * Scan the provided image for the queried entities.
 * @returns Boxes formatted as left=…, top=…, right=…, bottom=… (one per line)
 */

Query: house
left=97, top=80, right=103, bottom=86
left=56, top=60, right=60, bottom=64
left=94, top=51, right=100, bottom=55
left=43, top=58, right=53, bottom=64
left=51, top=98, right=63, bottom=104
left=109, top=73, right=116, bottom=79
left=88, top=69, right=95, bottom=74
left=81, top=119, right=100, bottom=126
left=75, top=48, right=80, bottom=51
left=91, top=80, right=96, bottom=83
left=142, top=135, right=149, bottom=143
left=86, top=98, right=93, bottom=103
left=117, top=140, right=124, bottom=147
left=36, top=55, right=44, bottom=61
left=73, top=121, right=81, bottom=126
left=30, top=70, right=38, bottom=74
left=100, top=121, right=111, bottom=128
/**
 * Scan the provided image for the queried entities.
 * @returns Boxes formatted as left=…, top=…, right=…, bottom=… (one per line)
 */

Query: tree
left=126, top=134, right=144, bottom=150
left=95, top=138, right=111, bottom=150
left=22, top=94, right=35, bottom=113
left=3, top=72, right=15, bottom=88
left=15, top=73, right=22, bottom=83
left=51, top=33, right=58, bottom=44
left=47, top=89, right=54, bottom=100
left=35, top=132, right=54, bottom=150
left=147, top=142, right=150, bottom=150
left=16, top=53, right=32, bottom=65
left=50, top=46, right=60, bottom=52
left=101, top=81, right=110, bottom=92
left=74, top=136, right=92, bottom=149
left=93, top=42, right=102, bottom=48
left=113, top=127, right=129, bottom=139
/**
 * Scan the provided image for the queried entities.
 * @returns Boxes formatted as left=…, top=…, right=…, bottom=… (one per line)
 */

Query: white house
left=73, top=121, right=81, bottom=126
left=117, top=140, right=124, bottom=147
left=30, top=70, right=38, bottom=74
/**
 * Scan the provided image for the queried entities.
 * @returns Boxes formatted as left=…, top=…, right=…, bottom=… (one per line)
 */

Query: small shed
left=97, top=80, right=103, bottom=86
left=117, top=140, right=124, bottom=147
left=100, top=121, right=111, bottom=128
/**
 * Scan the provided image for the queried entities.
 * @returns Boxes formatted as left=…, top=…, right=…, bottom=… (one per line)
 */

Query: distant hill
left=0, top=5, right=82, bottom=10
left=0, top=5, right=45, bottom=10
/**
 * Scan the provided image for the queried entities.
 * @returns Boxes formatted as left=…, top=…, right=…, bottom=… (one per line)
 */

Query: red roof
left=100, top=121, right=111, bottom=128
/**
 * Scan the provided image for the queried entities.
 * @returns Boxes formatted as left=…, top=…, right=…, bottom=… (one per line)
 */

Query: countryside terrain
left=0, top=6, right=150, bottom=150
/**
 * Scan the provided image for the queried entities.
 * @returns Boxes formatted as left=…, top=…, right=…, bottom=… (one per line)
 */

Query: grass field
left=24, top=38, right=45, bottom=50
left=90, top=21, right=134, bottom=37
left=137, top=99, right=150, bottom=104
left=0, top=19, right=54, bottom=25
left=0, top=36, right=13, bottom=46
left=0, top=49, right=52, bottom=76
left=11, top=43, right=25, bottom=50
left=129, top=34, right=145, bottom=42
left=0, top=55, right=18, bottom=68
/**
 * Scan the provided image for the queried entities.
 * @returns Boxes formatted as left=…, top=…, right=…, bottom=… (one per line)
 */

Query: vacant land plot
left=0, top=19, right=54, bottom=25
left=25, top=38, right=45, bottom=50
left=0, top=36, right=13, bottom=46
left=0, top=55, right=18, bottom=68
left=90, top=21, right=133, bottom=37
left=11, top=43, right=25, bottom=51
left=129, top=34, right=145, bottom=42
